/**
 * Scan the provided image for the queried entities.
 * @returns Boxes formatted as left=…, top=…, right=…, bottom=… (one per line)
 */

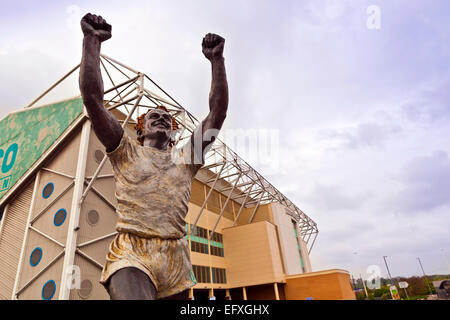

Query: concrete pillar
left=209, top=288, right=215, bottom=300
left=274, top=283, right=280, bottom=300
left=242, top=287, right=247, bottom=300
left=225, top=289, right=231, bottom=300
left=59, top=121, right=91, bottom=300
left=189, top=288, right=194, bottom=300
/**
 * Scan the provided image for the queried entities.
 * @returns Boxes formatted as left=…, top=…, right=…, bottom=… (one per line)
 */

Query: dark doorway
left=213, top=289, right=226, bottom=300
left=193, top=289, right=210, bottom=300
left=230, top=288, right=244, bottom=300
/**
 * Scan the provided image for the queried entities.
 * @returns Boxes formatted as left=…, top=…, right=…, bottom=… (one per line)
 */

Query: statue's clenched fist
left=81, top=13, right=112, bottom=42
left=202, top=33, right=225, bottom=61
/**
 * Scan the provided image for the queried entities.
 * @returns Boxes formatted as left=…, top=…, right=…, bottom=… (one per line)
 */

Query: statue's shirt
left=107, top=132, right=201, bottom=239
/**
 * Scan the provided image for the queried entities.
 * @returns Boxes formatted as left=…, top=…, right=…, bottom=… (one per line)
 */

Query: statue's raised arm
left=190, top=33, right=229, bottom=164
left=79, top=13, right=123, bottom=152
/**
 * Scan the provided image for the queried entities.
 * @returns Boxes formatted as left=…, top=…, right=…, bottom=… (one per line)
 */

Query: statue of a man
left=79, top=13, right=228, bottom=300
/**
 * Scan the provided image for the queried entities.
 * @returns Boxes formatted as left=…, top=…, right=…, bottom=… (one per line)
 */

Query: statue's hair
left=134, top=105, right=179, bottom=146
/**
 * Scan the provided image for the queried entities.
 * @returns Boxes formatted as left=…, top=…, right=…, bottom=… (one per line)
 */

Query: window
left=78, top=279, right=93, bottom=299
left=210, top=245, right=224, bottom=257
left=210, top=232, right=223, bottom=243
left=53, top=209, right=67, bottom=226
left=212, top=267, right=227, bottom=284
left=42, top=182, right=54, bottom=199
left=210, top=231, right=224, bottom=257
left=41, top=280, right=56, bottom=300
left=94, top=149, right=105, bottom=164
left=192, top=265, right=210, bottom=283
left=188, top=225, right=224, bottom=257
left=190, top=225, right=210, bottom=255
left=192, top=226, right=208, bottom=239
left=30, top=247, right=43, bottom=267
left=191, top=240, right=209, bottom=254
left=87, top=210, right=99, bottom=226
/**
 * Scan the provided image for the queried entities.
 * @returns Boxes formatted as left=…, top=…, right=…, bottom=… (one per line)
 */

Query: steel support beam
left=248, top=191, right=266, bottom=224
left=209, top=173, right=242, bottom=240
left=232, top=183, right=255, bottom=227
left=189, top=162, right=226, bottom=235
left=308, top=232, right=318, bottom=254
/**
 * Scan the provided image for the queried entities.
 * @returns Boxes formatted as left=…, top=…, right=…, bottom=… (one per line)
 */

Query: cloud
left=393, top=150, right=450, bottom=212
left=317, top=121, right=402, bottom=150
left=311, top=208, right=450, bottom=276
left=304, top=183, right=368, bottom=211
left=0, top=47, right=73, bottom=111
left=401, top=80, right=450, bottom=125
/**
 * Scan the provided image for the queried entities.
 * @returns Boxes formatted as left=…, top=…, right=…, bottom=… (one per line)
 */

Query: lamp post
left=383, top=256, right=395, bottom=286
left=417, top=257, right=433, bottom=295
left=360, top=273, right=369, bottom=299
left=351, top=274, right=356, bottom=290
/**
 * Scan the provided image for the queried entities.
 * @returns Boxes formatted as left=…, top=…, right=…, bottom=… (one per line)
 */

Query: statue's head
left=135, top=106, right=179, bottom=148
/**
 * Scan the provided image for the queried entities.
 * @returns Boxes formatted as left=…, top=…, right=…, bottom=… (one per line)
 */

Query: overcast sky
left=1, top=0, right=449, bottom=280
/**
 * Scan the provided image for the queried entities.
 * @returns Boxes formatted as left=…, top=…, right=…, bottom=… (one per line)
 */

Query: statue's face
left=142, top=108, right=172, bottom=143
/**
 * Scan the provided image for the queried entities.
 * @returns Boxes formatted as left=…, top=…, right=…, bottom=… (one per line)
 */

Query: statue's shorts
left=100, top=232, right=197, bottom=299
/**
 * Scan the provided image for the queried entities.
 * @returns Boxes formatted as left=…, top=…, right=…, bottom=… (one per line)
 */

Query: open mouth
left=152, top=121, right=169, bottom=129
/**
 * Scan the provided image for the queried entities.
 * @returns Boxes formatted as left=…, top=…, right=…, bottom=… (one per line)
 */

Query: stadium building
left=0, top=55, right=354, bottom=300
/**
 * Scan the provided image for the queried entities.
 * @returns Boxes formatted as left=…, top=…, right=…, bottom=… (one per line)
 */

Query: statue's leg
left=107, top=267, right=157, bottom=300
left=160, top=289, right=190, bottom=300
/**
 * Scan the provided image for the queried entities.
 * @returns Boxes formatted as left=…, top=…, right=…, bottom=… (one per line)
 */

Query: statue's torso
left=108, top=133, right=197, bottom=239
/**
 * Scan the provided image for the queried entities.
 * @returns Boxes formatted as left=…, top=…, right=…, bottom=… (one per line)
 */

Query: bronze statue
left=79, top=13, right=228, bottom=300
